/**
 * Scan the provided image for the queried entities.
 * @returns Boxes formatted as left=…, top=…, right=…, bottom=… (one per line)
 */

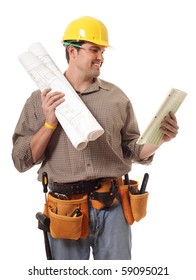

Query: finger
left=41, top=88, right=52, bottom=102
left=160, top=119, right=179, bottom=137
left=50, top=96, right=65, bottom=109
left=41, top=88, right=52, bottom=96
left=169, top=111, right=177, bottom=121
left=162, top=114, right=179, bottom=129
left=161, top=116, right=179, bottom=132
left=160, top=127, right=178, bottom=139
left=45, top=92, right=65, bottom=106
left=161, top=123, right=178, bottom=135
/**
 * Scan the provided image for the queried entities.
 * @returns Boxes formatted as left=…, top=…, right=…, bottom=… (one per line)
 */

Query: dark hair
left=64, top=40, right=86, bottom=63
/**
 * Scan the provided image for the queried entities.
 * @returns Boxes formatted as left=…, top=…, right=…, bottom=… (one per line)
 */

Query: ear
left=67, top=45, right=78, bottom=59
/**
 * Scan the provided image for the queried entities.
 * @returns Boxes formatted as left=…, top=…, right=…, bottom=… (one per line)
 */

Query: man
left=12, top=16, right=179, bottom=260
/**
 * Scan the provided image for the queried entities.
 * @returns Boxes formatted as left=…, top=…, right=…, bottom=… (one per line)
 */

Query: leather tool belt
left=49, top=178, right=104, bottom=196
left=40, top=177, right=149, bottom=241
left=50, top=178, right=119, bottom=209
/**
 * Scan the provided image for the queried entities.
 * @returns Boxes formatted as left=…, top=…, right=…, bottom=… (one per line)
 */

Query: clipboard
left=137, top=88, right=187, bottom=145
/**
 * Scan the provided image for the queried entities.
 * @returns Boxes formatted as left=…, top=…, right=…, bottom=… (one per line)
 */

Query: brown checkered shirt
left=12, top=78, right=153, bottom=183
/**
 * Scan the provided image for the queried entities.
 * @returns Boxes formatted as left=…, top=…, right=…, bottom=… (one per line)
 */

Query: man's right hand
left=41, top=88, right=65, bottom=127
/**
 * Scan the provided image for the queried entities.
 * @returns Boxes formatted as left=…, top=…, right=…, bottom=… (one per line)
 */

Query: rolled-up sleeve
left=12, top=91, right=45, bottom=172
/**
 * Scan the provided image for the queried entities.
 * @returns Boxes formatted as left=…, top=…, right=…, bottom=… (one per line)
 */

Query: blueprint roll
left=19, top=45, right=104, bottom=150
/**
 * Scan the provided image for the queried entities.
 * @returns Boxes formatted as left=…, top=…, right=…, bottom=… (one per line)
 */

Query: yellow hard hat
left=62, top=16, right=110, bottom=47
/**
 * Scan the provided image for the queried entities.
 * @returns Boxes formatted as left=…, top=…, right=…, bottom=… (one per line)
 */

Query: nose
left=97, top=50, right=104, bottom=62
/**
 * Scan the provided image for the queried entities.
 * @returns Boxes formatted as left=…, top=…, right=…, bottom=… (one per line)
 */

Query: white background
left=1, top=0, right=195, bottom=279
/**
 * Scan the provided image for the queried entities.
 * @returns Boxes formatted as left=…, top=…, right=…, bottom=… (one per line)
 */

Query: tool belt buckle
left=52, top=192, right=69, bottom=200
left=90, top=179, right=119, bottom=210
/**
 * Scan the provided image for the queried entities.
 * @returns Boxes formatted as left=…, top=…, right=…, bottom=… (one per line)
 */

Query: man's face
left=74, top=42, right=106, bottom=78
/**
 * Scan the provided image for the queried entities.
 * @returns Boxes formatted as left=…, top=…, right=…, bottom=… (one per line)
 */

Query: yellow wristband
left=44, top=122, right=57, bottom=130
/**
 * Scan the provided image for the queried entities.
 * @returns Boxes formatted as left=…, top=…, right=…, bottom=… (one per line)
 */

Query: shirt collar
left=81, top=78, right=110, bottom=95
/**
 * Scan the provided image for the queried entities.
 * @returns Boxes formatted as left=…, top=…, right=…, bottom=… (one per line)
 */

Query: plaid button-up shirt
left=12, top=78, right=152, bottom=183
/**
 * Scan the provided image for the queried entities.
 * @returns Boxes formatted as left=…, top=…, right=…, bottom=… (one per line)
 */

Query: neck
left=65, top=69, right=93, bottom=93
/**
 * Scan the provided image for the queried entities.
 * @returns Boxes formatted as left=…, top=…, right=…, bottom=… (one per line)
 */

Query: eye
left=91, top=48, right=99, bottom=53
left=90, top=47, right=105, bottom=54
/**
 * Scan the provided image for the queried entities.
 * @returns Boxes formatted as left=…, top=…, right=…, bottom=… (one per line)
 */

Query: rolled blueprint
left=28, top=42, right=69, bottom=85
left=19, top=43, right=104, bottom=150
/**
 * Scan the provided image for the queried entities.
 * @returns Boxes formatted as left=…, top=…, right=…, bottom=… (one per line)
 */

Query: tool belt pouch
left=90, top=180, right=117, bottom=210
left=44, top=193, right=89, bottom=240
left=129, top=192, right=149, bottom=222
left=118, top=180, right=149, bottom=225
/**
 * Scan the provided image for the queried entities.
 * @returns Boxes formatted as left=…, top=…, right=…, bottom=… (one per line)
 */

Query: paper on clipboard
left=137, top=88, right=187, bottom=145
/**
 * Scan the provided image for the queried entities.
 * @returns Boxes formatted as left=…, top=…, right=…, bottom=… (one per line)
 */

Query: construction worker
left=12, top=16, right=179, bottom=260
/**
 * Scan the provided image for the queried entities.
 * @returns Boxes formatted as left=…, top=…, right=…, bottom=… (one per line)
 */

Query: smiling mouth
left=93, top=62, right=102, bottom=69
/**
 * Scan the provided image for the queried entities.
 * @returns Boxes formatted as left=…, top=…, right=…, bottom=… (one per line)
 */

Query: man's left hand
left=160, top=112, right=179, bottom=142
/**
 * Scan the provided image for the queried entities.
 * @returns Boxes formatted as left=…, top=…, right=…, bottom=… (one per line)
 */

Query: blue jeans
left=48, top=200, right=132, bottom=260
